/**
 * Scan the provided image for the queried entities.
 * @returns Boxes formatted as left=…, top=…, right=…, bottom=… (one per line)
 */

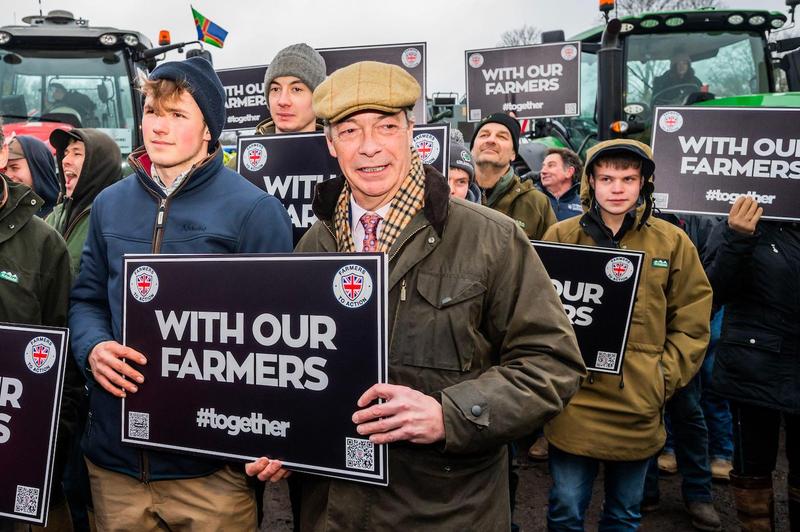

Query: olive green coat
left=295, top=166, right=585, bottom=530
left=484, top=169, right=556, bottom=240
left=543, top=140, right=713, bottom=461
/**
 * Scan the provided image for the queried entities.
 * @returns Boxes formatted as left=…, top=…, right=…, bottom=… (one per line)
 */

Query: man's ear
left=203, top=125, right=211, bottom=143
left=325, top=134, right=337, bottom=159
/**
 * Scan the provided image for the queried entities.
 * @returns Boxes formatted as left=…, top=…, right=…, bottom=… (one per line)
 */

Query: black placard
left=317, top=43, right=427, bottom=123
left=0, top=323, right=68, bottom=526
left=651, top=106, right=800, bottom=221
left=237, top=124, right=449, bottom=243
left=465, top=42, right=581, bottom=121
left=217, top=65, right=269, bottom=132
left=121, top=254, right=388, bottom=485
left=532, top=242, right=643, bottom=374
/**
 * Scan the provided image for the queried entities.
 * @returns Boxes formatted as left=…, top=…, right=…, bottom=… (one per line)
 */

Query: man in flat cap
left=471, top=113, right=556, bottom=239
left=247, top=60, right=586, bottom=530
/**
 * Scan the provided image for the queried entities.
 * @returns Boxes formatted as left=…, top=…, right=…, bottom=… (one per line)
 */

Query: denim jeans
left=548, top=446, right=650, bottom=531
left=700, top=309, right=733, bottom=461
left=644, top=376, right=713, bottom=504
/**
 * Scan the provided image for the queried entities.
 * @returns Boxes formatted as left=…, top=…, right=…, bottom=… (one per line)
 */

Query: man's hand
left=245, top=457, right=291, bottom=482
left=728, top=196, right=763, bottom=235
left=352, top=383, right=445, bottom=445
left=88, top=341, right=147, bottom=398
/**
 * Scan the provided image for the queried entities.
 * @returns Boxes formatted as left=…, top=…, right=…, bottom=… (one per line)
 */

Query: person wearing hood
left=542, top=139, right=713, bottom=531
left=470, top=112, right=556, bottom=239
left=46, top=129, right=122, bottom=275
left=4, top=135, right=60, bottom=217
left=0, top=129, right=83, bottom=531
left=536, top=147, right=584, bottom=221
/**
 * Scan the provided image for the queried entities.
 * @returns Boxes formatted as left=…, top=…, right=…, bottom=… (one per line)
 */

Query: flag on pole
left=191, top=6, right=228, bottom=48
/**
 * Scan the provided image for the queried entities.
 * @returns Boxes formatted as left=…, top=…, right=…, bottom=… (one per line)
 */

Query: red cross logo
left=612, top=262, right=628, bottom=277
left=249, top=150, right=261, bottom=166
left=342, top=274, right=363, bottom=301
left=32, top=344, right=49, bottom=367
left=665, top=116, right=677, bottom=127
left=417, top=142, right=432, bottom=158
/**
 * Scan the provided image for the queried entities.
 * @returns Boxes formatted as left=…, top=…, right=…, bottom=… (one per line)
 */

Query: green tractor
left=518, top=0, right=800, bottom=178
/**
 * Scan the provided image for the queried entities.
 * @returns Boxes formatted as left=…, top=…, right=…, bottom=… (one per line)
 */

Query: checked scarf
left=334, top=149, right=425, bottom=253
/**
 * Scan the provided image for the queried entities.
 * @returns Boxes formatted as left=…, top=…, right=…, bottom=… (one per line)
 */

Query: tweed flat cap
left=312, top=61, right=420, bottom=123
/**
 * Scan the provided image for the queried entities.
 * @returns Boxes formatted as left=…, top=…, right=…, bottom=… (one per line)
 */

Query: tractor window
left=559, top=49, right=599, bottom=156
left=0, top=48, right=135, bottom=156
left=624, top=31, right=768, bottom=143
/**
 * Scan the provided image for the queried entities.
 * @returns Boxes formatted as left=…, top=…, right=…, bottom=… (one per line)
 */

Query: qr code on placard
left=470, top=109, right=482, bottom=121
left=345, top=437, right=375, bottom=471
left=565, top=103, right=578, bottom=115
left=595, top=351, right=618, bottom=370
left=14, top=485, right=39, bottom=516
left=128, top=411, right=150, bottom=440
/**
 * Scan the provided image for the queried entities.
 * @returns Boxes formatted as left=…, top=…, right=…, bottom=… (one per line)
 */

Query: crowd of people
left=0, top=41, right=797, bottom=532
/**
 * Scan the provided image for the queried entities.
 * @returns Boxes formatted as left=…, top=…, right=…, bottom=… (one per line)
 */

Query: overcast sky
left=1, top=0, right=792, bottom=96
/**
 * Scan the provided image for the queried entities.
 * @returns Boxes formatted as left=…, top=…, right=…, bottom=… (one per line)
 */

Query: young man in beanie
left=246, top=60, right=585, bottom=530
left=68, top=57, right=292, bottom=530
left=256, top=43, right=326, bottom=135
left=471, top=112, right=556, bottom=239
left=542, top=139, right=712, bottom=531
left=448, top=136, right=479, bottom=202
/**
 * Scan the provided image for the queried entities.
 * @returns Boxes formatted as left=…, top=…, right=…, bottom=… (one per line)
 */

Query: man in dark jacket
left=4, top=136, right=60, bottom=217
left=247, top=60, right=585, bottom=531
left=47, top=129, right=122, bottom=275
left=536, top=147, right=583, bottom=221
left=0, top=133, right=83, bottom=530
left=68, top=57, right=292, bottom=530
left=470, top=113, right=556, bottom=239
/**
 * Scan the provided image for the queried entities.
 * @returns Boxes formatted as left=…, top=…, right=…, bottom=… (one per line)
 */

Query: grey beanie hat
left=264, top=43, right=326, bottom=109
left=449, top=139, right=475, bottom=182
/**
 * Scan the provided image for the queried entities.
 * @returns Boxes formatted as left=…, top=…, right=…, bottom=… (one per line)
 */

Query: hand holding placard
left=352, top=383, right=445, bottom=445
left=728, top=196, right=763, bottom=235
left=88, top=340, right=147, bottom=398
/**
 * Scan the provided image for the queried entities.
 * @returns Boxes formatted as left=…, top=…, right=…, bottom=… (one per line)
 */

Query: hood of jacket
left=15, top=136, right=60, bottom=217
left=54, top=129, right=122, bottom=231
left=127, top=142, right=224, bottom=199
left=0, top=175, right=45, bottom=244
left=580, top=138, right=656, bottom=231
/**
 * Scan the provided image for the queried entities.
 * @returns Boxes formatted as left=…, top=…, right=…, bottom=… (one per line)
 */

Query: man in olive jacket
left=470, top=112, right=556, bottom=239
left=543, top=139, right=712, bottom=531
left=247, top=61, right=585, bottom=530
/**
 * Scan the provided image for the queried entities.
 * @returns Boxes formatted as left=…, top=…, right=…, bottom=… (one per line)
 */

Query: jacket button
left=471, top=405, right=482, bottom=416
left=443, top=465, right=452, bottom=472
left=30, top=199, right=37, bottom=205
left=427, top=237, right=436, bottom=244
left=8, top=224, right=14, bottom=229
left=749, top=338, right=756, bottom=344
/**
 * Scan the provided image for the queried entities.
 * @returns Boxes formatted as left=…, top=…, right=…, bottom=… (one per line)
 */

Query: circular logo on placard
left=605, top=257, right=635, bottom=282
left=413, top=133, right=440, bottom=165
left=333, top=264, right=373, bottom=309
left=401, top=47, right=422, bottom=68
left=469, top=53, right=484, bottom=68
left=243, top=143, right=268, bottom=172
left=130, top=265, right=159, bottom=303
left=658, top=111, right=684, bottom=133
left=25, top=336, right=57, bottom=374
left=561, top=44, right=578, bottom=61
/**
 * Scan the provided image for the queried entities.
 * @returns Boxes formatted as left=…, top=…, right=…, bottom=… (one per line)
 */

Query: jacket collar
left=128, top=143, right=223, bottom=198
left=485, top=167, right=516, bottom=206
left=0, top=176, right=44, bottom=244
left=311, top=165, right=450, bottom=237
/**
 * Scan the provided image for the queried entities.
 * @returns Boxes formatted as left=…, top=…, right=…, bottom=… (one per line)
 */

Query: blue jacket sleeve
left=237, top=194, right=293, bottom=253
left=68, top=201, right=114, bottom=378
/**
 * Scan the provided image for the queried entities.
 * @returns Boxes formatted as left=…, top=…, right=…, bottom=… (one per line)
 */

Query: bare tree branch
left=614, top=0, right=723, bottom=17
left=498, top=24, right=541, bottom=47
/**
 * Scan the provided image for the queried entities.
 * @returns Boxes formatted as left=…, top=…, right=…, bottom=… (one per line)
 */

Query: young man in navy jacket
left=69, top=57, right=292, bottom=530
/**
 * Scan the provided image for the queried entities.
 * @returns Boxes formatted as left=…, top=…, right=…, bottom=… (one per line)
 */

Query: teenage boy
left=542, top=139, right=712, bottom=531
left=68, top=57, right=292, bottom=530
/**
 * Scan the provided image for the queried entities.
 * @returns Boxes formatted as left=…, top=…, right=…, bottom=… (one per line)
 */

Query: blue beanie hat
left=149, top=57, right=226, bottom=145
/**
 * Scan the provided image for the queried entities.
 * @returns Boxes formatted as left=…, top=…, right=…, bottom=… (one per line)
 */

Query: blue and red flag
left=191, top=6, right=228, bottom=49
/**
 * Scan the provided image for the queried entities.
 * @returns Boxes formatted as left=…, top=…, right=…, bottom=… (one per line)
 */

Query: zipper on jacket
left=400, top=279, right=407, bottom=301
left=140, top=450, right=150, bottom=483
left=63, top=206, right=92, bottom=241
left=152, top=199, right=167, bottom=253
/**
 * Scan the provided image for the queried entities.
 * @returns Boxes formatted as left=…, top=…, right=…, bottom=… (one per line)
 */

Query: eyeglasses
left=331, top=122, right=409, bottom=145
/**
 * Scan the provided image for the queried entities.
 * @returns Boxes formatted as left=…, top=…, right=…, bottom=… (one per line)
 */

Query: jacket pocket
left=722, top=329, right=782, bottom=353
left=397, top=270, right=486, bottom=372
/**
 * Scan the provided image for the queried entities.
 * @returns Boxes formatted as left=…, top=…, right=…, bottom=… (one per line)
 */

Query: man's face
left=448, top=168, right=470, bottom=199
left=327, top=110, right=413, bottom=209
left=472, top=123, right=515, bottom=169
left=62, top=139, right=86, bottom=198
left=142, top=90, right=210, bottom=170
left=540, top=153, right=573, bottom=191
left=269, top=76, right=316, bottom=134
left=0, top=143, right=8, bottom=170
left=5, top=157, right=33, bottom=189
left=589, top=162, right=643, bottom=217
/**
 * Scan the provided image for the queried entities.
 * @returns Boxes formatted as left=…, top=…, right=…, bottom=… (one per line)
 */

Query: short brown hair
left=139, top=77, right=194, bottom=114
left=590, top=153, right=642, bottom=175
left=546, top=147, right=583, bottom=182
